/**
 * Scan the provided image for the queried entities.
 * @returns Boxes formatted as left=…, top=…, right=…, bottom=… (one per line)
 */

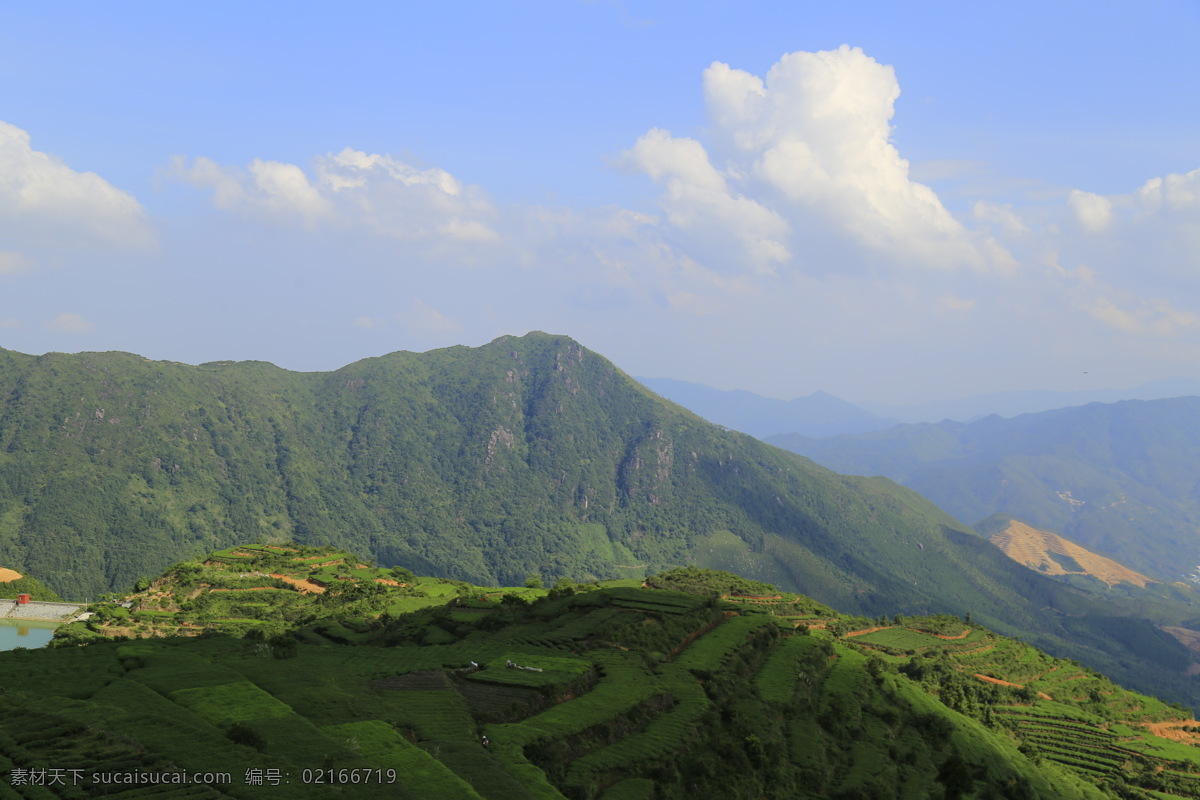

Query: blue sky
left=2, top=1, right=1198, bottom=405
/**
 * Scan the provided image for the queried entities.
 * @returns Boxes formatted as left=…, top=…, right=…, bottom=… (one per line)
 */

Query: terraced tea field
left=5, top=555, right=1199, bottom=798
left=837, top=618, right=1200, bottom=797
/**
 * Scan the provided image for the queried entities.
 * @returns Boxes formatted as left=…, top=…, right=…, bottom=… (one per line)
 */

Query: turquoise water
left=0, top=618, right=57, bottom=650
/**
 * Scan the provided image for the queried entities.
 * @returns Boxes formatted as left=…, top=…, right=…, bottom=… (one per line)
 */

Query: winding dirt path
left=973, top=673, right=1052, bottom=700
left=935, top=628, right=972, bottom=640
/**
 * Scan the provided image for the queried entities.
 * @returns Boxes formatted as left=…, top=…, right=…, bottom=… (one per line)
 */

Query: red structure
left=16, top=594, right=30, bottom=605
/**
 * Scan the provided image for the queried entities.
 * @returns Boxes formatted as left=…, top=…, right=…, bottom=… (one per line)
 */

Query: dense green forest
left=5, top=552, right=1199, bottom=799
left=1, top=334, right=1199, bottom=710
left=768, top=397, right=1200, bottom=583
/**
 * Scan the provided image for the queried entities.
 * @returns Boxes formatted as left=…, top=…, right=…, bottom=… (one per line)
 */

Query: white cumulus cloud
left=1068, top=190, right=1113, bottom=232
left=171, top=147, right=497, bottom=243
left=625, top=46, right=1011, bottom=275
left=0, top=121, right=154, bottom=257
left=621, top=128, right=790, bottom=274
left=169, top=156, right=330, bottom=225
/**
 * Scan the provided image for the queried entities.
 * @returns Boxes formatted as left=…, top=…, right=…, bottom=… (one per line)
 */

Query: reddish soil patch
left=973, top=673, right=1051, bottom=699
left=974, top=673, right=1022, bottom=688
left=0, top=567, right=23, bottom=582
left=270, top=573, right=326, bottom=594
left=374, top=578, right=403, bottom=587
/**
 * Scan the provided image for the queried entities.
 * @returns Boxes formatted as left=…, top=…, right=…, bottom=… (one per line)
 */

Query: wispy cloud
left=46, top=313, right=96, bottom=334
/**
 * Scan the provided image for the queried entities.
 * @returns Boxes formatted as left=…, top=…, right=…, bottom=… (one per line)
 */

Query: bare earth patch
left=0, top=567, right=24, bottom=582
left=1140, top=719, right=1200, bottom=744
left=989, top=519, right=1153, bottom=587
left=270, top=573, right=325, bottom=594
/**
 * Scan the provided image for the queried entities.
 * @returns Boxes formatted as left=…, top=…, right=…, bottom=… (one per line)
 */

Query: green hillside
left=768, top=397, right=1200, bottom=584
left=5, top=555, right=1200, bottom=799
left=0, top=572, right=62, bottom=602
left=1, top=335, right=1198, bottom=709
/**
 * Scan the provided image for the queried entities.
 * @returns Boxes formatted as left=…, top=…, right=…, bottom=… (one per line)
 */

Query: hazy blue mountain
left=637, top=376, right=897, bottom=437
left=769, top=397, right=1200, bottom=583
left=859, top=377, right=1200, bottom=423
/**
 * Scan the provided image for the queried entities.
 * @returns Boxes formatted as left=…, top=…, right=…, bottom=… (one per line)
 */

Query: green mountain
left=767, top=398, right=1200, bottom=584
left=5, top=551, right=1199, bottom=799
left=0, top=334, right=1198, bottom=709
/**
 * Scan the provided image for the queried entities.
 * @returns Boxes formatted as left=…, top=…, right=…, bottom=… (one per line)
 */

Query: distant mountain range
left=641, top=375, right=1200, bottom=433
left=636, top=377, right=897, bottom=437
left=859, top=377, right=1200, bottom=424
left=769, top=397, right=1200, bottom=585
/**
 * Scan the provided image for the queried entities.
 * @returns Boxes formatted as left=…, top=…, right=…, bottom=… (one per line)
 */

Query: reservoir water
left=0, top=618, right=57, bottom=650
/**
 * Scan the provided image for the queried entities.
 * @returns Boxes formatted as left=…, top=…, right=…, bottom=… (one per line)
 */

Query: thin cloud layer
left=46, top=313, right=96, bottom=334
left=1024, top=167, right=1200, bottom=338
